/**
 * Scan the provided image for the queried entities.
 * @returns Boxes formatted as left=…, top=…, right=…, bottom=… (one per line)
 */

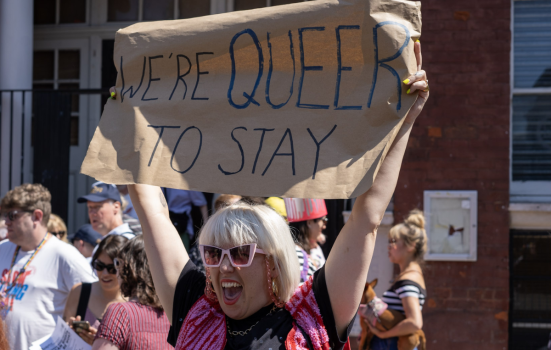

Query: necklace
left=0, top=233, right=51, bottom=317
left=226, top=305, right=278, bottom=337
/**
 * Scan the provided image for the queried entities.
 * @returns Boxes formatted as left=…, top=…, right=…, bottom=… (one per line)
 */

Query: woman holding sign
left=123, top=41, right=429, bottom=350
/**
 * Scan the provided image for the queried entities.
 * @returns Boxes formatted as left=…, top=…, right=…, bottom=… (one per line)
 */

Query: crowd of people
left=0, top=42, right=429, bottom=350
left=0, top=180, right=338, bottom=350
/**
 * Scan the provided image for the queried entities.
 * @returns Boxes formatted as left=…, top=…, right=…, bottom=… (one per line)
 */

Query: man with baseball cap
left=78, top=182, right=136, bottom=242
left=69, top=224, right=103, bottom=260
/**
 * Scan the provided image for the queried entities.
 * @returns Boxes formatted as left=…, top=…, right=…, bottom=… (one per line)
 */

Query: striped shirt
left=381, top=280, right=426, bottom=314
left=96, top=301, right=173, bottom=350
left=295, top=246, right=316, bottom=283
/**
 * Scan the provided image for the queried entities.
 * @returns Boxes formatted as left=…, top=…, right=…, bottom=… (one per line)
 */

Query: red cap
left=284, top=198, right=327, bottom=223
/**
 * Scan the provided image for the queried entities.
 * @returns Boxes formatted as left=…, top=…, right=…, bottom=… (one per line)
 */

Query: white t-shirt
left=0, top=236, right=97, bottom=350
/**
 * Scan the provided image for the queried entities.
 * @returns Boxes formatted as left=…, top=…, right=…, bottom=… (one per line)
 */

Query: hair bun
left=405, top=209, right=425, bottom=230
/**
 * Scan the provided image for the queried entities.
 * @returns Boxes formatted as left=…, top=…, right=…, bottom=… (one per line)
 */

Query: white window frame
left=98, top=0, right=224, bottom=25
left=510, top=0, right=551, bottom=203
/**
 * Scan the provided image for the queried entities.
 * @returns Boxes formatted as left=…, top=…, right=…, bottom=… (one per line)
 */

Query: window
left=107, top=0, right=210, bottom=21
left=512, top=0, right=551, bottom=199
left=34, top=0, right=86, bottom=25
left=234, top=0, right=307, bottom=11
left=33, top=50, right=81, bottom=146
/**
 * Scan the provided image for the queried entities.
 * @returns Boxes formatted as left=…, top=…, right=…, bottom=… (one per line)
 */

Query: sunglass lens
left=203, top=246, right=222, bottom=266
left=230, top=245, right=252, bottom=266
left=93, top=261, right=104, bottom=271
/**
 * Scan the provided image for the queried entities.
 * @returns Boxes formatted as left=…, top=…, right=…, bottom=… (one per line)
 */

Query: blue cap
left=77, top=182, right=121, bottom=204
left=68, top=224, right=103, bottom=246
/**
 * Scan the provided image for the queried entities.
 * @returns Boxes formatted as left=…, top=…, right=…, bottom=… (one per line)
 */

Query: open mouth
left=221, top=281, right=243, bottom=305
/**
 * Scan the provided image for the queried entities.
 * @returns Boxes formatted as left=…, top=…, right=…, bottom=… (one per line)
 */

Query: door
left=33, top=39, right=91, bottom=234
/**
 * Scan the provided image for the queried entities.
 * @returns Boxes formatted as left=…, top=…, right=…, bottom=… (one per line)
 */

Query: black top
left=167, top=261, right=355, bottom=350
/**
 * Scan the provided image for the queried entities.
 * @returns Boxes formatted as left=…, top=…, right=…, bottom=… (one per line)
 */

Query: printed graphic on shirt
left=1, top=265, right=36, bottom=313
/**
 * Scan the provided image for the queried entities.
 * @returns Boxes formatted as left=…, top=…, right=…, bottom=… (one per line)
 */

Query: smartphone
left=73, top=321, right=90, bottom=332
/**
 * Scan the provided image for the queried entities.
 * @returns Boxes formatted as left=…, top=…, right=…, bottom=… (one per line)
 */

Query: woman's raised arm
left=324, top=41, right=429, bottom=336
left=127, top=184, right=189, bottom=323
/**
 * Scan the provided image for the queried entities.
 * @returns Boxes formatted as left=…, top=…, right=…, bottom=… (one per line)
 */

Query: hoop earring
left=204, top=268, right=218, bottom=302
left=265, top=256, right=285, bottom=308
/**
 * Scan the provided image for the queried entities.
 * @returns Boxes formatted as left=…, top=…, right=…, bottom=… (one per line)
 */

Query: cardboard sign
left=81, top=0, right=422, bottom=199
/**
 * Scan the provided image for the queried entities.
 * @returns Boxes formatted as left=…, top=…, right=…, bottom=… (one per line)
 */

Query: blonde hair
left=1, top=183, right=51, bottom=225
left=47, top=214, right=68, bottom=242
left=198, top=202, right=300, bottom=302
left=389, top=209, right=428, bottom=263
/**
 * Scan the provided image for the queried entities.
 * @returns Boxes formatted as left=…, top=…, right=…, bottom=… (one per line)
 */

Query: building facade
left=0, top=0, right=550, bottom=349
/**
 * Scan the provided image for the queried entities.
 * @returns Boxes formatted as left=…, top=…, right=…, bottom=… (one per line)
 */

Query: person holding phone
left=92, top=235, right=173, bottom=350
left=63, top=235, right=128, bottom=344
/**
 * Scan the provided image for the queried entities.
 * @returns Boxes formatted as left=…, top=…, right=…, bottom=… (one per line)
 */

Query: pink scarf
left=175, top=277, right=331, bottom=350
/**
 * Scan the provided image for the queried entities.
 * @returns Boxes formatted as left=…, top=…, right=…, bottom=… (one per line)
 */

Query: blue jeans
left=370, top=336, right=418, bottom=350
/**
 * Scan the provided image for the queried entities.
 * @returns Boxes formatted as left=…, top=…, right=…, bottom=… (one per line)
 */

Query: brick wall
left=394, top=1, right=511, bottom=349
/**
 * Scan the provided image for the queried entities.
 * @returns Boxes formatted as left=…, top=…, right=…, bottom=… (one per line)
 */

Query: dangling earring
left=272, top=279, right=279, bottom=297
left=204, top=268, right=218, bottom=302
left=265, top=256, right=285, bottom=308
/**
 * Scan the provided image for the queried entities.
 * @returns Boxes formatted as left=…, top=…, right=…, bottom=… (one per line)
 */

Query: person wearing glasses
left=0, top=184, right=96, bottom=350
left=93, top=235, right=173, bottom=350
left=47, top=213, right=68, bottom=242
left=285, top=198, right=329, bottom=280
left=118, top=42, right=429, bottom=350
left=63, top=235, right=128, bottom=345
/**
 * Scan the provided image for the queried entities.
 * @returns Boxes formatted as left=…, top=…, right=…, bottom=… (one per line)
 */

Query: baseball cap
left=77, top=182, right=121, bottom=203
left=68, top=224, right=103, bottom=246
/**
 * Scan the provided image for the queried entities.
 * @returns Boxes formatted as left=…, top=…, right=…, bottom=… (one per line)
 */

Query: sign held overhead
left=81, top=0, right=422, bottom=199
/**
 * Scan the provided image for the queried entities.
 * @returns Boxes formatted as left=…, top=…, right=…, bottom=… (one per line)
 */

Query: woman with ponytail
left=367, top=209, right=428, bottom=350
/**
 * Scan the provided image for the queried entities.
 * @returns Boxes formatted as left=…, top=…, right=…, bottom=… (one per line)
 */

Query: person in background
left=163, top=188, right=208, bottom=252
left=119, top=194, right=142, bottom=235
left=92, top=235, right=173, bottom=350
left=367, top=210, right=427, bottom=350
left=48, top=213, right=68, bottom=242
left=265, top=197, right=287, bottom=221
left=78, top=182, right=136, bottom=244
left=285, top=198, right=328, bottom=281
left=0, top=184, right=96, bottom=350
left=213, top=194, right=242, bottom=212
left=69, top=224, right=103, bottom=260
left=64, top=235, right=129, bottom=345
left=0, top=218, right=7, bottom=242
left=116, top=185, right=138, bottom=219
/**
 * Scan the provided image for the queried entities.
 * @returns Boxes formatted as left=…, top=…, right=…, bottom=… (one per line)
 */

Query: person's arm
left=92, top=338, right=119, bottom=350
left=367, top=296, right=423, bottom=338
left=63, top=283, right=81, bottom=322
left=127, top=184, right=188, bottom=323
left=324, top=41, right=429, bottom=336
